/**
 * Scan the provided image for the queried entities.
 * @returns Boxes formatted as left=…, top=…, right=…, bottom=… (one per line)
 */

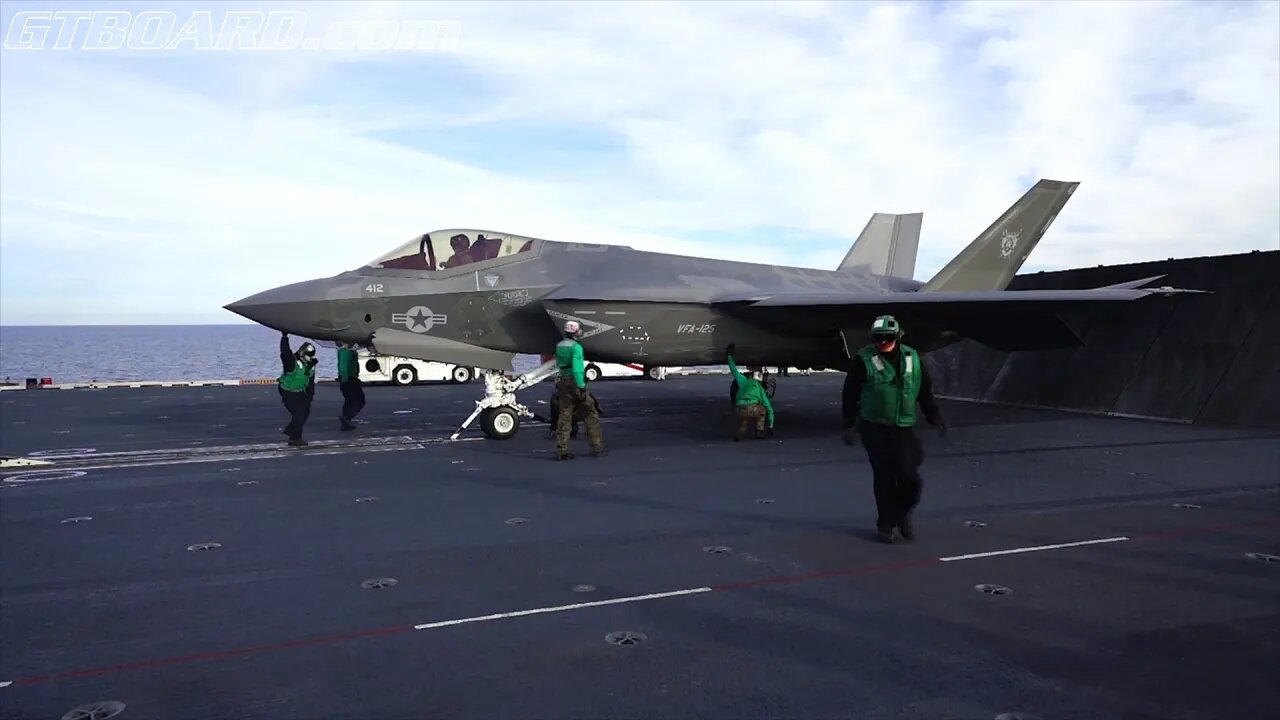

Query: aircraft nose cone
left=223, top=278, right=334, bottom=335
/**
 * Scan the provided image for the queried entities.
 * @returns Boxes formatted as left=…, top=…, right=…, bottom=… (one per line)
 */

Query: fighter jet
left=225, top=179, right=1201, bottom=440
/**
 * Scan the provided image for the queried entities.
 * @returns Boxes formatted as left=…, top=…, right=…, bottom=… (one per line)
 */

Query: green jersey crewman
left=841, top=315, right=946, bottom=544
left=278, top=332, right=317, bottom=447
left=725, top=343, right=774, bottom=440
left=553, top=320, right=607, bottom=460
left=336, top=343, right=365, bottom=431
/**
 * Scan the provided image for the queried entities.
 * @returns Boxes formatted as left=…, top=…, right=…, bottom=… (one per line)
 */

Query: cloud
left=0, top=0, right=1276, bottom=324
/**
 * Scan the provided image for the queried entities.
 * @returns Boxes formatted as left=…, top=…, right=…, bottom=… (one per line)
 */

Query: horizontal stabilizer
left=1094, top=274, right=1180, bottom=290
left=371, top=327, right=518, bottom=372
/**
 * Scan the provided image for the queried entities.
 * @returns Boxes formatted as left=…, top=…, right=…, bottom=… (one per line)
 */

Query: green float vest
left=856, top=344, right=921, bottom=427
left=279, top=362, right=315, bottom=393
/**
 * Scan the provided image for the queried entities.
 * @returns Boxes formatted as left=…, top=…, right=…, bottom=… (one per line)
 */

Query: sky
left=1, top=0, right=1277, bottom=325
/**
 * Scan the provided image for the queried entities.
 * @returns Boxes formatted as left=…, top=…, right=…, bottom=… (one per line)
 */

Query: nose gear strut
left=450, top=359, right=559, bottom=440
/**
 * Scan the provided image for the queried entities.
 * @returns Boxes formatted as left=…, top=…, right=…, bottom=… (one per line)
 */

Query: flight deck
left=2, top=374, right=1278, bottom=720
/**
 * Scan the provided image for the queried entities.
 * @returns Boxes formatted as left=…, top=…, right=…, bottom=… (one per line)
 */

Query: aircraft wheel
left=451, top=366, right=473, bottom=384
left=481, top=407, right=520, bottom=440
left=645, top=365, right=664, bottom=381
left=585, top=364, right=601, bottom=383
left=392, top=364, right=417, bottom=386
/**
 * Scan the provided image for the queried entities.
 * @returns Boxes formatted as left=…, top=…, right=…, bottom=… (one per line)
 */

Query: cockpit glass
left=366, top=231, right=535, bottom=271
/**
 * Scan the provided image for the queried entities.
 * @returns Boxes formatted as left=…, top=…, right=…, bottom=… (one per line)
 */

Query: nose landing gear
left=450, top=359, right=559, bottom=440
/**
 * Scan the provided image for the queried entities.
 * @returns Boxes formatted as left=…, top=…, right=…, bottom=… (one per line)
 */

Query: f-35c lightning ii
left=225, top=179, right=1201, bottom=440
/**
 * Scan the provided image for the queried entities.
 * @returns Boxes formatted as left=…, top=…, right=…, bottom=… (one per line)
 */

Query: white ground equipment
left=359, top=351, right=477, bottom=386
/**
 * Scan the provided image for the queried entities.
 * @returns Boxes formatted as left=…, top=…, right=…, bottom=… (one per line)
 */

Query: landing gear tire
left=393, top=364, right=417, bottom=386
left=585, top=364, right=601, bottom=383
left=451, top=366, right=473, bottom=384
left=480, top=406, right=520, bottom=440
left=645, top=365, right=664, bottom=381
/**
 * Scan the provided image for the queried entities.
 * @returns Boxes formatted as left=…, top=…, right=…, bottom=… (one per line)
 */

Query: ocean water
left=0, top=325, right=342, bottom=384
left=0, top=325, right=745, bottom=385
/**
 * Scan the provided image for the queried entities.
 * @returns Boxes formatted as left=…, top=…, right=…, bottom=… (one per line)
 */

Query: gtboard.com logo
left=5, top=9, right=461, bottom=52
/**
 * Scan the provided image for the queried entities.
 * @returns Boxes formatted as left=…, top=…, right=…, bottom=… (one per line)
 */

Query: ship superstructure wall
left=923, top=250, right=1280, bottom=429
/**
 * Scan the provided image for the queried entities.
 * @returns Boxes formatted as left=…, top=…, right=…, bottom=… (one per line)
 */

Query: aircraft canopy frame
left=366, top=229, right=541, bottom=272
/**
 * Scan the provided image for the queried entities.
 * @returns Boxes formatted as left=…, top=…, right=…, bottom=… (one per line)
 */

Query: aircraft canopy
left=366, top=230, right=537, bottom=271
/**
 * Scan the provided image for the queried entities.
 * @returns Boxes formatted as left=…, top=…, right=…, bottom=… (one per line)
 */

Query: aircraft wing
left=712, top=283, right=1205, bottom=308
left=711, top=282, right=1207, bottom=352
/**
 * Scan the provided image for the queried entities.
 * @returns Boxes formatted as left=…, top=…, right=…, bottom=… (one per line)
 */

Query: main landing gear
left=450, top=359, right=559, bottom=441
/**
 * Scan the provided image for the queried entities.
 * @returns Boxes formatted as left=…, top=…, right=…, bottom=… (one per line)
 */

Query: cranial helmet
left=751, top=369, right=764, bottom=381
left=870, top=315, right=902, bottom=338
left=870, top=315, right=902, bottom=351
left=563, top=320, right=581, bottom=335
left=297, top=342, right=317, bottom=363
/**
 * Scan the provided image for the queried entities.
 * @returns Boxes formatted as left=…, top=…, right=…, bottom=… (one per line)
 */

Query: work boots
left=898, top=517, right=915, bottom=542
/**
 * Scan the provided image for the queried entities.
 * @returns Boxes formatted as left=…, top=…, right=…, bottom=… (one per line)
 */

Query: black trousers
left=858, top=421, right=924, bottom=531
left=279, top=387, right=312, bottom=440
left=340, top=379, right=366, bottom=420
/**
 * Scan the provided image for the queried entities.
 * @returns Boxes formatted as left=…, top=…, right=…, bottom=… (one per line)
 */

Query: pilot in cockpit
left=442, top=234, right=475, bottom=268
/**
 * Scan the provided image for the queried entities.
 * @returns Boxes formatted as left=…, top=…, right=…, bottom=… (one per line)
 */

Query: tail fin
left=921, top=179, right=1079, bottom=292
left=837, top=212, right=922, bottom=280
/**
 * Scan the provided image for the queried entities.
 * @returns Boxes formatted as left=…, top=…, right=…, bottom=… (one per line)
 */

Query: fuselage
left=225, top=231, right=932, bottom=370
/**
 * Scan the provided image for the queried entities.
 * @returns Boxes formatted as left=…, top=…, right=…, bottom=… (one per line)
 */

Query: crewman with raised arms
left=278, top=332, right=317, bottom=447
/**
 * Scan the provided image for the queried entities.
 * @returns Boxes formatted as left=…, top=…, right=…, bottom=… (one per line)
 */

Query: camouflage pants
left=736, top=403, right=767, bottom=434
left=556, top=379, right=604, bottom=453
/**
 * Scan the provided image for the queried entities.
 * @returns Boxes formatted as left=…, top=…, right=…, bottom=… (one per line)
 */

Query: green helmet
left=870, top=315, right=902, bottom=338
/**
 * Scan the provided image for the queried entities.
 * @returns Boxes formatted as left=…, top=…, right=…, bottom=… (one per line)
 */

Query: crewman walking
left=726, top=343, right=775, bottom=440
left=278, top=332, right=317, bottom=447
left=336, top=342, right=365, bottom=431
left=841, top=315, right=947, bottom=543
left=554, top=320, right=607, bottom=460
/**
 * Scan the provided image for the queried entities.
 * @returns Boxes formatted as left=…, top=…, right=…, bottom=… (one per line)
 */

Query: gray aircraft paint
left=839, top=212, right=922, bottom=280
left=226, top=179, right=1204, bottom=375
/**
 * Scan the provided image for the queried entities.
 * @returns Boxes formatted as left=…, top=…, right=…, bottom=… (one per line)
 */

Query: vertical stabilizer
left=922, top=179, right=1079, bottom=292
left=837, top=212, right=922, bottom=280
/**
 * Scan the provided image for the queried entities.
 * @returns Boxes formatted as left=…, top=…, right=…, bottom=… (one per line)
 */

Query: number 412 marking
left=365, top=283, right=385, bottom=293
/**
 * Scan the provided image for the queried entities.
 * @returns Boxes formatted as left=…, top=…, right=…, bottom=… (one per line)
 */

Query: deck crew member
left=842, top=315, right=947, bottom=543
left=279, top=332, right=317, bottom=447
left=336, top=343, right=365, bottom=431
left=554, top=320, right=607, bottom=460
left=726, top=344, right=775, bottom=440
